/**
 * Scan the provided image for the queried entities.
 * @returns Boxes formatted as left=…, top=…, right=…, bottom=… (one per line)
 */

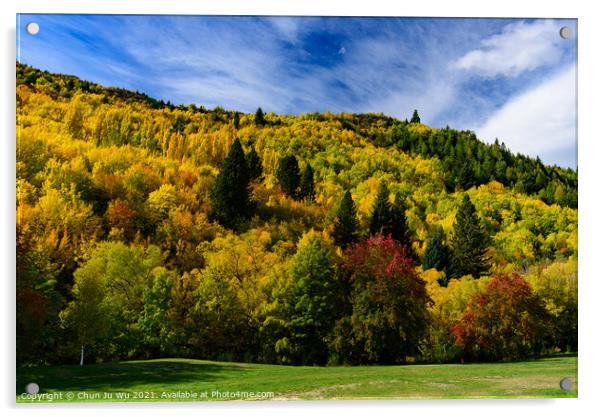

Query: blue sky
left=17, top=15, right=577, bottom=168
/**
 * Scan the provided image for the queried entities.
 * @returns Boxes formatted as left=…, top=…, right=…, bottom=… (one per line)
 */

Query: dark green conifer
left=209, top=139, right=252, bottom=229
left=299, top=163, right=315, bottom=201
left=254, top=107, right=265, bottom=126
left=276, top=155, right=301, bottom=199
left=332, top=190, right=360, bottom=248
left=422, top=226, right=452, bottom=285
left=246, top=146, right=263, bottom=181
left=449, top=194, right=491, bottom=279
left=369, top=181, right=393, bottom=236
left=390, top=192, right=411, bottom=245
left=410, top=109, right=421, bottom=123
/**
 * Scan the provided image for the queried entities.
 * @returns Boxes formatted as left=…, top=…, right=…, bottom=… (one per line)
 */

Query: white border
left=3, top=1, right=601, bottom=416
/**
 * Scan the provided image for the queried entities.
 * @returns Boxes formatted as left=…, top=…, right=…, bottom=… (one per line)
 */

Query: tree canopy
left=16, top=63, right=578, bottom=366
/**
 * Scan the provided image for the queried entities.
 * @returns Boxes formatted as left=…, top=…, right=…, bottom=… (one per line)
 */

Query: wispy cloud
left=17, top=15, right=577, bottom=167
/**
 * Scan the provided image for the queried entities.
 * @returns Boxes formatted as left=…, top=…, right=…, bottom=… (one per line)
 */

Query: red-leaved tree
left=331, top=234, right=431, bottom=364
left=451, top=272, right=550, bottom=361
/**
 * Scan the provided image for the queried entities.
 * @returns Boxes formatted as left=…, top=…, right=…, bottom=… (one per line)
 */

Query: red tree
left=451, top=272, right=550, bottom=361
left=332, top=234, right=431, bottom=364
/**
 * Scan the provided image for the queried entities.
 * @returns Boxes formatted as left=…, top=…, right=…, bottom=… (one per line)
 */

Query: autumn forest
left=16, top=63, right=577, bottom=367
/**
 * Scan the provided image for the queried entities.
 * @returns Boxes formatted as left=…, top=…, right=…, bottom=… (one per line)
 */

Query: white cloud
left=475, top=65, right=576, bottom=167
left=267, top=17, right=302, bottom=43
left=453, top=20, right=564, bottom=77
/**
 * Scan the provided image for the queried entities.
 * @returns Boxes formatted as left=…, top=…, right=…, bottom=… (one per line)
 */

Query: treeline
left=17, top=62, right=215, bottom=113
left=19, top=230, right=576, bottom=366
left=16, top=63, right=578, bottom=367
left=338, top=112, right=578, bottom=208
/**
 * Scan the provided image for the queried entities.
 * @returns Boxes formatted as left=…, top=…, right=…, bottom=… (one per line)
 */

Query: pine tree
left=246, top=146, right=263, bottom=181
left=390, top=192, right=411, bottom=245
left=299, top=163, right=315, bottom=201
left=422, top=226, right=452, bottom=285
left=410, top=109, right=421, bottom=123
left=276, top=155, right=301, bottom=199
left=209, top=139, right=252, bottom=229
left=254, top=107, right=265, bottom=126
left=449, top=194, right=490, bottom=279
left=233, top=112, right=240, bottom=129
left=332, top=190, right=360, bottom=248
left=369, top=181, right=393, bottom=236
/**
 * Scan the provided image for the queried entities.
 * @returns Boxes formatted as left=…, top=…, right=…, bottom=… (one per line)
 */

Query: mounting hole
left=26, top=22, right=40, bottom=35
left=559, top=26, right=572, bottom=39
left=25, top=382, right=39, bottom=395
left=559, top=377, right=573, bottom=391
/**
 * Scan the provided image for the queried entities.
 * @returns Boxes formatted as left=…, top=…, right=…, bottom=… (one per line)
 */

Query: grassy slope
left=16, top=356, right=577, bottom=402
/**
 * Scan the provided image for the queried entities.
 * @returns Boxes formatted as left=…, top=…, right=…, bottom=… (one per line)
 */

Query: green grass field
left=16, top=355, right=577, bottom=402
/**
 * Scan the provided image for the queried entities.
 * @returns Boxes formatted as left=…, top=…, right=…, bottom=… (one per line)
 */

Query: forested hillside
left=16, top=63, right=577, bottom=366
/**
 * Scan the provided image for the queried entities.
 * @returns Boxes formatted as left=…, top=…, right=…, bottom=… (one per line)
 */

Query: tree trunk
left=80, top=345, right=84, bottom=366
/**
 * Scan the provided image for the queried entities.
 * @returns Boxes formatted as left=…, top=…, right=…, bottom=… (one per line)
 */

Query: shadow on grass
left=16, top=360, right=246, bottom=394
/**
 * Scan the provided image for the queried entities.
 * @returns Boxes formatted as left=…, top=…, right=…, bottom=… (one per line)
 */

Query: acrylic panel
left=16, top=14, right=578, bottom=402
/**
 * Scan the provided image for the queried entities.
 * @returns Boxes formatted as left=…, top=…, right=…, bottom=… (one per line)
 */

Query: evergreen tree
left=276, top=155, right=301, bottom=199
left=390, top=192, right=412, bottom=246
left=332, top=191, right=360, bottom=248
left=233, top=112, right=240, bottom=129
left=246, top=146, right=263, bottom=181
left=422, top=226, right=452, bottom=285
left=410, top=109, right=421, bottom=123
left=208, top=139, right=252, bottom=229
left=299, top=163, right=315, bottom=201
left=449, top=194, right=491, bottom=279
left=369, top=181, right=393, bottom=236
left=254, top=107, right=265, bottom=126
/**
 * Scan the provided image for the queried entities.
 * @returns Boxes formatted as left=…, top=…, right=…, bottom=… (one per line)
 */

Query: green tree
left=410, top=109, right=421, bottom=123
left=390, top=192, right=412, bottom=248
left=246, top=146, right=263, bottom=181
left=369, top=181, right=393, bottom=236
left=233, top=112, right=240, bottom=129
left=254, top=107, right=265, bottom=126
left=209, top=139, right=252, bottom=229
left=278, top=233, right=339, bottom=365
left=137, top=268, right=176, bottom=357
left=193, top=268, right=251, bottom=359
left=422, top=226, right=452, bottom=284
left=59, top=258, right=112, bottom=366
left=299, top=163, right=315, bottom=201
left=59, top=242, right=162, bottom=364
left=332, top=190, right=360, bottom=248
left=449, top=194, right=491, bottom=279
left=276, top=155, right=301, bottom=199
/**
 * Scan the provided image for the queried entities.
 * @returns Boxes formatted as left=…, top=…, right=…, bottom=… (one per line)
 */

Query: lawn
left=16, top=355, right=577, bottom=402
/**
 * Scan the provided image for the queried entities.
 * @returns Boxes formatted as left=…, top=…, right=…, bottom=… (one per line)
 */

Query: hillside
left=16, top=63, right=577, bottom=367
